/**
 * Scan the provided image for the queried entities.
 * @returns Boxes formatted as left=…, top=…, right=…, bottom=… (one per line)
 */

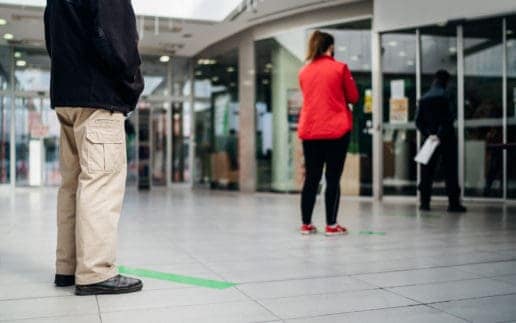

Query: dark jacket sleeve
left=44, top=6, right=52, bottom=57
left=88, top=0, right=142, bottom=81
left=436, top=93, right=456, bottom=139
left=415, top=101, right=430, bottom=137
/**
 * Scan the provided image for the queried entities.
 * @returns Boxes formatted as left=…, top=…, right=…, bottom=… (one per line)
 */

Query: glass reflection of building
left=255, top=20, right=373, bottom=196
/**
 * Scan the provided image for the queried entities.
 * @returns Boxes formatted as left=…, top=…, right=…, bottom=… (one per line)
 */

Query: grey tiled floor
left=1, top=187, right=516, bottom=322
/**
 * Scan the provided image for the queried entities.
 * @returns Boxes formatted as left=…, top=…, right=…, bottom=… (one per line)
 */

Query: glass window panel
left=463, top=18, right=504, bottom=198
left=507, top=15, right=516, bottom=199
left=381, top=31, right=418, bottom=196
left=420, top=24, right=458, bottom=197
left=194, top=48, right=239, bottom=190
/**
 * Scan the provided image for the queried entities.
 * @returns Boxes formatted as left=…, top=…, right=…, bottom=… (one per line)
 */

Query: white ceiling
left=0, top=0, right=242, bottom=21
left=0, top=0, right=364, bottom=57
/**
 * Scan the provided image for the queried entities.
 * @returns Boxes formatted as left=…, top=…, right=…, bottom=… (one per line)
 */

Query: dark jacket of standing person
left=415, top=70, right=466, bottom=213
left=44, top=0, right=144, bottom=115
left=415, top=82, right=455, bottom=140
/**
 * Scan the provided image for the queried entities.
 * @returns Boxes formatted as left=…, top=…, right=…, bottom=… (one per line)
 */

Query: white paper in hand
left=414, top=137, right=440, bottom=165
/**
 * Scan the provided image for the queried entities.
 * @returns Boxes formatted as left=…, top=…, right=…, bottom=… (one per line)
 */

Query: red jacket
left=298, top=56, right=359, bottom=140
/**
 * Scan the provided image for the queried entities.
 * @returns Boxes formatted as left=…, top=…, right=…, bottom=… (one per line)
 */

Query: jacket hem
left=51, top=102, right=135, bottom=115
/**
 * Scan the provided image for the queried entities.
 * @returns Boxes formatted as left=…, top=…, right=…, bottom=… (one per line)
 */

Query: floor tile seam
left=258, top=303, right=427, bottom=321
left=237, top=285, right=383, bottom=302
left=0, top=308, right=100, bottom=322
left=234, top=285, right=283, bottom=321
left=491, top=275, right=516, bottom=285
left=275, top=303, right=472, bottom=323
left=420, top=303, right=473, bottom=322
left=95, top=295, right=103, bottom=323
left=450, top=262, right=516, bottom=278
left=0, top=293, right=84, bottom=302
left=229, top=264, right=478, bottom=285
left=423, top=292, right=516, bottom=306
left=98, top=298, right=259, bottom=314
left=0, top=313, right=100, bottom=323
left=246, top=285, right=422, bottom=303
left=351, top=274, right=488, bottom=290
left=342, top=258, right=516, bottom=276
left=425, top=302, right=475, bottom=322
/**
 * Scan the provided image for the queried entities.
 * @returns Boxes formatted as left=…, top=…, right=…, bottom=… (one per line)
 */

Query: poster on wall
left=287, top=89, right=303, bottom=130
left=364, top=89, right=372, bottom=114
left=389, top=80, right=409, bottom=124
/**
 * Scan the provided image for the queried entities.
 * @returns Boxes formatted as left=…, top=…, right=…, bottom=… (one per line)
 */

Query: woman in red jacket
left=298, top=30, right=359, bottom=236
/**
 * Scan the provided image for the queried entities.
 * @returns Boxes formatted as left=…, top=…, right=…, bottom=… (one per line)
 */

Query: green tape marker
left=118, top=266, right=237, bottom=290
left=359, top=230, right=386, bottom=236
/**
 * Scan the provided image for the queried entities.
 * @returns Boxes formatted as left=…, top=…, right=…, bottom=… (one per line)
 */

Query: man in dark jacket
left=416, top=70, right=466, bottom=213
left=45, top=0, right=144, bottom=295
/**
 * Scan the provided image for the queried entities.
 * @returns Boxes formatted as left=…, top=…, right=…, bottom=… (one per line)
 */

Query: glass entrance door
left=15, top=94, right=60, bottom=186
left=463, top=19, right=504, bottom=198
left=506, top=15, right=516, bottom=199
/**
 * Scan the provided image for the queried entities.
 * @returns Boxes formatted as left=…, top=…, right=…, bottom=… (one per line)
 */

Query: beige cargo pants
left=55, top=107, right=127, bottom=285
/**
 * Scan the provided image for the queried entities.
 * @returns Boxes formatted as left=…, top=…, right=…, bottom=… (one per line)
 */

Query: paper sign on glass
left=414, top=138, right=440, bottom=165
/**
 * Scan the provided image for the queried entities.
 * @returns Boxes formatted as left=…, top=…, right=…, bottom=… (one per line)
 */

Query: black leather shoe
left=419, top=204, right=431, bottom=211
left=75, top=275, right=143, bottom=296
left=448, top=204, right=467, bottom=213
left=55, top=274, right=75, bottom=287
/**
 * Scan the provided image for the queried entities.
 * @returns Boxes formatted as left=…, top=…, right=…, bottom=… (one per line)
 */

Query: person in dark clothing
left=416, top=70, right=466, bottom=213
left=45, top=0, right=144, bottom=295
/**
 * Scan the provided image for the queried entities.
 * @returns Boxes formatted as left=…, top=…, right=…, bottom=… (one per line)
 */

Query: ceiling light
left=362, top=64, right=370, bottom=70
left=0, top=19, right=6, bottom=26
left=212, top=76, right=219, bottom=82
left=388, top=41, right=397, bottom=47
left=159, top=55, right=170, bottom=63
left=351, top=55, right=359, bottom=61
left=507, top=30, right=514, bottom=35
left=16, top=60, right=26, bottom=67
left=3, top=33, right=13, bottom=40
left=198, top=59, right=216, bottom=65
left=14, top=51, right=21, bottom=58
left=449, top=46, right=457, bottom=53
left=338, top=46, right=347, bottom=52
left=226, top=66, right=235, bottom=73
left=265, top=63, right=273, bottom=69
left=398, top=51, right=406, bottom=57
left=407, top=60, right=415, bottom=66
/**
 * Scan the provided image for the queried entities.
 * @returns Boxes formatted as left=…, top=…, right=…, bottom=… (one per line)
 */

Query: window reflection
left=463, top=19, right=504, bottom=198
left=194, top=49, right=239, bottom=190
left=381, top=31, right=418, bottom=196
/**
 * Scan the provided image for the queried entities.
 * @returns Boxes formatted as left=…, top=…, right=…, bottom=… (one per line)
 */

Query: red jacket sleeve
left=342, top=64, right=359, bottom=105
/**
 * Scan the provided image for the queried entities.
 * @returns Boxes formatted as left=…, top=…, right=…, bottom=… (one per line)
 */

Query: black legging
left=301, top=134, right=350, bottom=226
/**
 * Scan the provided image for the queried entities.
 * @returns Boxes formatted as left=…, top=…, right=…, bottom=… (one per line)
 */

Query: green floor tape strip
left=358, top=230, right=386, bottom=236
left=118, top=266, right=237, bottom=290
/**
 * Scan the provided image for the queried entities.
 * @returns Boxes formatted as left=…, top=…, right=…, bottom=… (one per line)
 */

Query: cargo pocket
left=86, top=125, right=124, bottom=173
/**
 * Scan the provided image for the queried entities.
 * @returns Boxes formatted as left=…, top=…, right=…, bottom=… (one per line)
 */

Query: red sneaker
left=325, top=224, right=348, bottom=236
left=300, top=224, right=317, bottom=235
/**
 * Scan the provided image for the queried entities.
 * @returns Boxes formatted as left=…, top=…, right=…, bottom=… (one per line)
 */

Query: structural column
left=238, top=31, right=257, bottom=193
left=371, top=30, right=383, bottom=201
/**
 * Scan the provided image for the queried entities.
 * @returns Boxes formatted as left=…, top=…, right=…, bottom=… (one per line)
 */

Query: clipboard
left=414, top=137, right=440, bottom=165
